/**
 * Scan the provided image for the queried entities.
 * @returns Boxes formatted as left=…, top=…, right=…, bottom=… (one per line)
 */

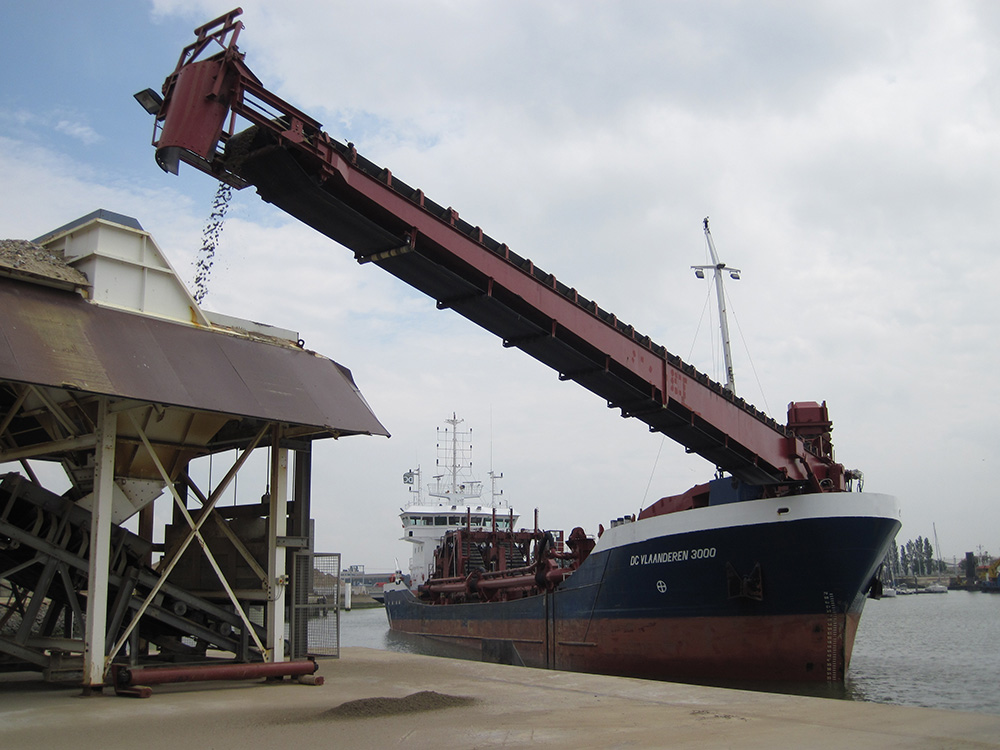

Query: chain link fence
left=288, top=551, right=340, bottom=658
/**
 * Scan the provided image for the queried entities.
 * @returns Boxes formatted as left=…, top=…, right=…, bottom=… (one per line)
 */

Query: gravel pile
left=319, top=691, right=477, bottom=720
left=0, top=239, right=89, bottom=286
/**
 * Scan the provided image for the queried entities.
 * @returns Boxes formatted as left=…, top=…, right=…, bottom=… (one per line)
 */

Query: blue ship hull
left=385, top=492, right=900, bottom=682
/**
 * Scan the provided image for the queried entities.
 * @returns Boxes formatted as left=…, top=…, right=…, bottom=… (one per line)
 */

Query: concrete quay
left=1, top=647, right=998, bottom=749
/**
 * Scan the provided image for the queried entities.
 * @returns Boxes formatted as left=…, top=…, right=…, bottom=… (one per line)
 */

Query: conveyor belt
left=0, top=473, right=262, bottom=672
left=146, top=13, right=849, bottom=491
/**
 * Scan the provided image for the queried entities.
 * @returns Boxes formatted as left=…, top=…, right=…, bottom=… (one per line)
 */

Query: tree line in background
left=885, top=537, right=947, bottom=577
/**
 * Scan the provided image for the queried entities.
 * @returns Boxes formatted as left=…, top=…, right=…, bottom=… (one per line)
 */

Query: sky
left=2, top=1, right=998, bottom=570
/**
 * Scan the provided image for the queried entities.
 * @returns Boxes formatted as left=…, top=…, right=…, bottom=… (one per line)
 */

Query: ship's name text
left=629, top=547, right=716, bottom=566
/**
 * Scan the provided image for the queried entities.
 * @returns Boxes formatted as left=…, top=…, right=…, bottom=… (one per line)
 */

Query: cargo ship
left=142, top=10, right=902, bottom=683
left=385, top=444, right=899, bottom=683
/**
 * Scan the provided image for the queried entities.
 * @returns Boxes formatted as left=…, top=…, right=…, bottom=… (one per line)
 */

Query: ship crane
left=137, top=9, right=854, bottom=497
left=692, top=217, right=739, bottom=396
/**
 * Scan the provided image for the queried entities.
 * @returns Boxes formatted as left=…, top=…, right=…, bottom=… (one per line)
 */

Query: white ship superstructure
left=400, top=414, right=517, bottom=587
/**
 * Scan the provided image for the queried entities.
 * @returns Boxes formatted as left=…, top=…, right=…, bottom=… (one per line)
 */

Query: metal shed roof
left=0, top=278, right=388, bottom=439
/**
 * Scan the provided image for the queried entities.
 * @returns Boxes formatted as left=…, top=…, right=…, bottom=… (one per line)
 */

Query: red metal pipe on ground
left=113, top=659, right=318, bottom=688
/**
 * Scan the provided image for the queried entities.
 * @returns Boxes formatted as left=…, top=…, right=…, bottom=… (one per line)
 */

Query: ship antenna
left=488, top=405, right=504, bottom=508
left=693, top=217, right=740, bottom=395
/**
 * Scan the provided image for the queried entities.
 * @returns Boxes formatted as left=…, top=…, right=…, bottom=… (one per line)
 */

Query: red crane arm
left=145, top=10, right=848, bottom=492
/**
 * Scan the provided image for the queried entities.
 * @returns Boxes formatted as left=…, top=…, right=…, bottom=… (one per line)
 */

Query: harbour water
left=847, top=590, right=1000, bottom=714
left=339, top=590, right=1000, bottom=715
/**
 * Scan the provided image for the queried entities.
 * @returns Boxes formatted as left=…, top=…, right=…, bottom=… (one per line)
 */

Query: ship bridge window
left=434, top=516, right=447, bottom=526
left=448, top=516, right=461, bottom=525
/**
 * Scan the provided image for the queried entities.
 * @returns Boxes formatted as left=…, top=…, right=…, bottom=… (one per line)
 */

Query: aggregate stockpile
left=139, top=9, right=900, bottom=683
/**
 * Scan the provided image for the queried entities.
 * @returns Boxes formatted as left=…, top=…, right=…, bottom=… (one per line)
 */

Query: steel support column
left=266, top=425, right=288, bottom=662
left=291, top=446, right=312, bottom=539
left=83, top=397, right=115, bottom=690
left=289, top=446, right=312, bottom=658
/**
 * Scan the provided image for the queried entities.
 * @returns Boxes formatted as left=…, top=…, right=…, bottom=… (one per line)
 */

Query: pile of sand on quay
left=320, top=691, right=476, bottom=720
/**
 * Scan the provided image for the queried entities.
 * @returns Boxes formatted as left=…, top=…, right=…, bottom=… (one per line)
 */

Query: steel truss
left=0, top=380, right=303, bottom=689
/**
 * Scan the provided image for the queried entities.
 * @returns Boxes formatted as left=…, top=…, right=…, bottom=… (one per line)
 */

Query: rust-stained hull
left=387, top=609, right=865, bottom=683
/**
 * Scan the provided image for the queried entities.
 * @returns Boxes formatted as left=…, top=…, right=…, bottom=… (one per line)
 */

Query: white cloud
left=0, top=107, right=103, bottom=146
left=54, top=119, right=101, bottom=145
left=0, top=135, right=201, bottom=248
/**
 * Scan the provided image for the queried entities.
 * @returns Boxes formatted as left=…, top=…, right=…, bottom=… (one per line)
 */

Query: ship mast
left=402, top=466, right=422, bottom=502
left=692, top=217, right=741, bottom=395
left=445, top=412, right=462, bottom=495
left=428, top=413, right=483, bottom=504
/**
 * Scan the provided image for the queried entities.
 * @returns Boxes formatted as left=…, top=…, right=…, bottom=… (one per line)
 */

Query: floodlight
left=133, top=88, right=163, bottom=115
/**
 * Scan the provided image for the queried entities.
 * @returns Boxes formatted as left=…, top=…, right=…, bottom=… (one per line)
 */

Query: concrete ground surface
left=1, top=647, right=999, bottom=749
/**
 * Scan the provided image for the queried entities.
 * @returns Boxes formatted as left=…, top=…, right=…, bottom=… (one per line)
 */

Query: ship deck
left=2, top=647, right=998, bottom=749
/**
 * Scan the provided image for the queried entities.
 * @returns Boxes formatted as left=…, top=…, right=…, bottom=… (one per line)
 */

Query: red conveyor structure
left=144, top=9, right=852, bottom=496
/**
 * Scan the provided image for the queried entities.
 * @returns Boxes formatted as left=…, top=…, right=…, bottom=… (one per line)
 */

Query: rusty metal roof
left=0, top=278, right=388, bottom=439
